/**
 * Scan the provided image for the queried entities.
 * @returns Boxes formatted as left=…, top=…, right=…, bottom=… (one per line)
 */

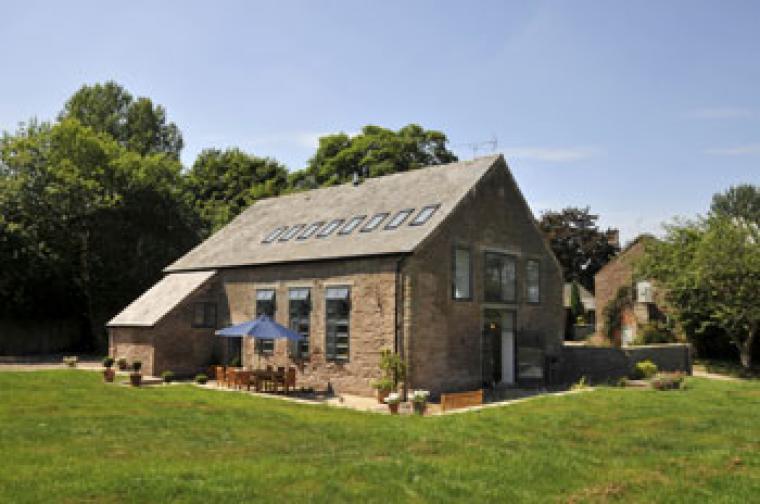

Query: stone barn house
left=108, top=155, right=564, bottom=396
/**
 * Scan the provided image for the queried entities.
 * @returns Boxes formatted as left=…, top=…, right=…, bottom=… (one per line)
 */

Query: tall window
left=452, top=245, right=472, bottom=300
left=484, top=252, right=516, bottom=303
left=256, top=289, right=276, bottom=354
left=192, top=302, right=217, bottom=328
left=526, top=260, right=540, bottom=304
left=288, top=288, right=311, bottom=358
left=325, top=287, right=351, bottom=362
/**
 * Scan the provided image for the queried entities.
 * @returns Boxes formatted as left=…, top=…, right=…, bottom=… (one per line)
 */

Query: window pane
left=289, top=288, right=310, bottom=300
left=410, top=204, right=440, bottom=226
left=297, top=221, right=324, bottom=240
left=262, top=227, right=286, bottom=244
left=289, top=289, right=311, bottom=358
left=256, top=289, right=275, bottom=301
left=485, top=253, right=516, bottom=302
left=279, top=224, right=304, bottom=241
left=453, top=247, right=471, bottom=299
left=256, top=290, right=276, bottom=319
left=326, top=287, right=350, bottom=362
left=518, top=347, right=544, bottom=380
left=526, top=260, right=540, bottom=303
left=385, top=209, right=413, bottom=230
left=339, top=215, right=366, bottom=235
left=361, top=212, right=389, bottom=232
left=317, top=219, right=344, bottom=238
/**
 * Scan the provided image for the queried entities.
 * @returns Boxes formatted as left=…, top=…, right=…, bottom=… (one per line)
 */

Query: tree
left=185, top=148, right=289, bottom=235
left=0, top=118, right=199, bottom=349
left=60, top=81, right=183, bottom=159
left=640, top=216, right=759, bottom=369
left=710, top=184, right=760, bottom=224
left=538, top=207, right=620, bottom=291
left=293, top=124, right=457, bottom=188
left=569, top=281, right=585, bottom=323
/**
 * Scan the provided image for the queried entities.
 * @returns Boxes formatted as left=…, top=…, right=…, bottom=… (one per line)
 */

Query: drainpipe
left=394, top=255, right=408, bottom=400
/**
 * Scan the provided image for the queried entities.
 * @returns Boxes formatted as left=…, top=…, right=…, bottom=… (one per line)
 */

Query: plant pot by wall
left=413, top=401, right=426, bottom=416
left=129, top=373, right=142, bottom=387
left=388, top=403, right=400, bottom=415
left=103, top=369, right=115, bottom=383
left=377, top=389, right=391, bottom=404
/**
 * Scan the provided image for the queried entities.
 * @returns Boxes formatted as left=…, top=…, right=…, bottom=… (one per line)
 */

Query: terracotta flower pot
left=103, top=368, right=115, bottom=383
left=129, top=373, right=142, bottom=387
left=377, top=389, right=391, bottom=404
left=388, top=402, right=400, bottom=415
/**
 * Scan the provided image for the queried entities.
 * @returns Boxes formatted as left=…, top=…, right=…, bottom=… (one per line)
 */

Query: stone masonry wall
left=403, top=159, right=565, bottom=396
left=108, top=327, right=155, bottom=373
left=223, top=257, right=399, bottom=396
left=557, top=343, right=692, bottom=384
left=594, top=240, right=646, bottom=336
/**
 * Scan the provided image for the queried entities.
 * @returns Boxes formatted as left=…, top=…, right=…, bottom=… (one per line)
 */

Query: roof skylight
left=279, top=224, right=304, bottom=241
left=339, top=215, right=366, bottom=235
left=385, top=209, right=414, bottom=230
left=262, top=226, right=287, bottom=244
left=297, top=221, right=324, bottom=240
left=361, top=212, right=389, bottom=232
left=410, top=204, right=440, bottom=226
left=318, top=219, right=344, bottom=238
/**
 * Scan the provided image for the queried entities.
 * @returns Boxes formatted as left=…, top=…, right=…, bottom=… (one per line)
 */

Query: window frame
left=192, top=302, right=217, bottom=328
left=262, top=226, right=287, bottom=244
left=297, top=221, right=325, bottom=240
left=325, top=286, right=351, bottom=363
left=360, top=212, right=390, bottom=233
left=409, top=204, right=440, bottom=226
left=451, top=244, right=473, bottom=301
left=288, top=288, right=311, bottom=359
left=483, top=251, right=517, bottom=303
left=255, top=289, right=277, bottom=354
left=384, top=209, right=414, bottom=230
left=279, top=224, right=304, bottom=242
left=525, top=259, right=541, bottom=304
left=338, top=215, right=366, bottom=235
left=317, top=219, right=345, bottom=238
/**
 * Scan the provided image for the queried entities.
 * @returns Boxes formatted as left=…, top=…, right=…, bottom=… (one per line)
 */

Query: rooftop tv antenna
left=456, top=135, right=498, bottom=158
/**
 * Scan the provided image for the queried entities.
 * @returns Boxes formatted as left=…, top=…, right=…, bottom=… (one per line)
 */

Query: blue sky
left=1, top=0, right=758, bottom=242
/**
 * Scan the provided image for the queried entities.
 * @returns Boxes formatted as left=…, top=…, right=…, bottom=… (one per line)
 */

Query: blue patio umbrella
left=215, top=315, right=304, bottom=341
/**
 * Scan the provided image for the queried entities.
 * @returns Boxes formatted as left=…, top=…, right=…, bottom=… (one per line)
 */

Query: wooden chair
left=215, top=366, right=226, bottom=387
left=283, top=367, right=297, bottom=394
left=236, top=371, right=252, bottom=391
left=226, top=368, right=237, bottom=389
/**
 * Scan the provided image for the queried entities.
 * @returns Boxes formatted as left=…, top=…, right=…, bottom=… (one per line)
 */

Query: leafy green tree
left=185, top=148, right=289, bottom=235
left=60, top=81, right=183, bottom=158
left=640, top=216, right=759, bottom=369
left=0, top=118, right=199, bottom=349
left=710, top=184, right=759, bottom=224
left=569, top=281, right=585, bottom=322
left=293, top=124, right=457, bottom=188
left=538, top=207, right=620, bottom=291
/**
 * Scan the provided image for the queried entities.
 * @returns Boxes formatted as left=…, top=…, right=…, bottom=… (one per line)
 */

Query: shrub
left=384, top=392, right=401, bottom=404
left=161, top=370, right=174, bottom=383
left=117, top=358, right=128, bottom=370
left=378, top=349, right=406, bottom=386
left=371, top=377, right=394, bottom=392
left=411, top=390, right=430, bottom=403
left=651, top=372, right=685, bottom=390
left=102, top=356, right=115, bottom=368
left=633, top=360, right=658, bottom=379
left=635, top=323, right=677, bottom=345
left=132, top=361, right=142, bottom=373
left=195, top=373, right=208, bottom=384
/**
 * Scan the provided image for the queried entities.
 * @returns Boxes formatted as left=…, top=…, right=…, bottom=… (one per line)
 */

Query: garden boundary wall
left=557, top=343, right=692, bottom=384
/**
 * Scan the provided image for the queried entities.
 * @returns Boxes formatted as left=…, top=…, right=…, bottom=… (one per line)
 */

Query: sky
left=1, top=0, right=758, bottom=243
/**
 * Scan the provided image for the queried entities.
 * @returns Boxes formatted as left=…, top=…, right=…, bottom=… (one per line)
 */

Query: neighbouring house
left=594, top=235, right=667, bottom=346
left=108, top=155, right=564, bottom=397
left=562, top=282, right=596, bottom=339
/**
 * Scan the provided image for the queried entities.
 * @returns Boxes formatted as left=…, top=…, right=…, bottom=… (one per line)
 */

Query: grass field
left=0, top=371, right=757, bottom=503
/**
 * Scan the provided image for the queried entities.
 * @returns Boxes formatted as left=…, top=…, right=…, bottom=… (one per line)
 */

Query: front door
left=483, top=309, right=516, bottom=386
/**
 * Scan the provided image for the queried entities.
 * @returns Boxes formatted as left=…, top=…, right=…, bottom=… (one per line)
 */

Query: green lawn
left=0, top=372, right=758, bottom=503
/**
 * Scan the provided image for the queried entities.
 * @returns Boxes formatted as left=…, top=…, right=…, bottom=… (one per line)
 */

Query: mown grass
left=0, top=371, right=757, bottom=503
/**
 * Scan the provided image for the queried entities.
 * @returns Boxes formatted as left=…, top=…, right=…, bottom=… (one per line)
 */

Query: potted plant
left=371, top=377, right=394, bottom=404
left=384, top=392, right=401, bottom=414
left=195, top=373, right=208, bottom=385
left=411, top=390, right=430, bottom=415
left=117, top=357, right=128, bottom=371
left=161, top=370, right=174, bottom=384
left=102, top=357, right=115, bottom=383
left=129, top=360, right=142, bottom=387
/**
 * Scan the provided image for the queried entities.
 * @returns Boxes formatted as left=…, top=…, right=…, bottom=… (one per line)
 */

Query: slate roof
left=107, top=270, right=216, bottom=327
left=165, top=155, right=502, bottom=272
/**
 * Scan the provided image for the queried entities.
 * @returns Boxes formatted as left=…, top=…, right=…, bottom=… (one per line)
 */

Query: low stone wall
left=557, top=343, right=692, bottom=384
left=0, top=318, right=83, bottom=355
